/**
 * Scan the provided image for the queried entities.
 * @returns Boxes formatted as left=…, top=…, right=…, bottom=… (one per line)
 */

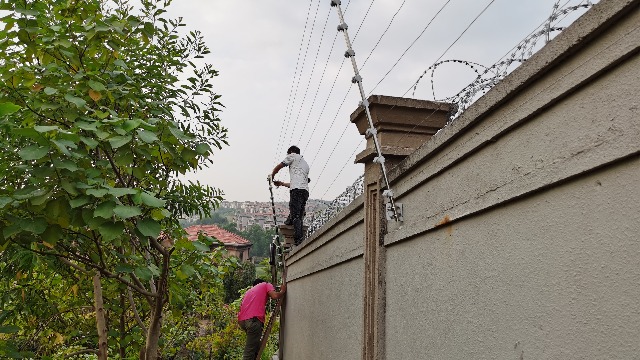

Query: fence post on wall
left=351, top=95, right=451, bottom=360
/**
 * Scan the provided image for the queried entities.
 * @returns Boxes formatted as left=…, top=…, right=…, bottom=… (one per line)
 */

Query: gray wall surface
left=283, top=198, right=365, bottom=359
left=282, top=0, right=640, bottom=358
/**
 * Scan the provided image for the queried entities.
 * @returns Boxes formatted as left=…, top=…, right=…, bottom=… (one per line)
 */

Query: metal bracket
left=344, top=49, right=355, bottom=58
left=385, top=202, right=403, bottom=221
left=330, top=0, right=341, bottom=6
left=351, top=74, right=362, bottom=84
left=337, top=23, right=348, bottom=32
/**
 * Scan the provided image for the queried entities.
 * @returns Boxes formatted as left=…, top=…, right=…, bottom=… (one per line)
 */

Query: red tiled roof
left=184, top=225, right=252, bottom=247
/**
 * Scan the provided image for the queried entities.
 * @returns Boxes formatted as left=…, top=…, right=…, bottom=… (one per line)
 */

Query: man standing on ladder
left=238, top=279, right=287, bottom=360
left=271, top=145, right=310, bottom=246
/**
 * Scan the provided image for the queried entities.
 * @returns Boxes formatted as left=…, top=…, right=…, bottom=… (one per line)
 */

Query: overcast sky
left=166, top=0, right=595, bottom=203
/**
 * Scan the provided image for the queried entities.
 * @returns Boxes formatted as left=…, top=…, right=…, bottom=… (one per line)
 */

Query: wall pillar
left=351, top=95, right=451, bottom=360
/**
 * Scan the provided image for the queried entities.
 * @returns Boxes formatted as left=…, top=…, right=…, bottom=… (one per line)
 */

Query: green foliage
left=222, top=261, right=256, bottom=304
left=0, top=0, right=230, bottom=357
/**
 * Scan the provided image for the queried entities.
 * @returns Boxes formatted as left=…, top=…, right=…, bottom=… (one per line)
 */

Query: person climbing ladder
left=271, top=145, right=310, bottom=246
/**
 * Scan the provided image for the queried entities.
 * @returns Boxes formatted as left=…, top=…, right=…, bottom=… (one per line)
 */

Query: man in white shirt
left=271, top=145, right=310, bottom=245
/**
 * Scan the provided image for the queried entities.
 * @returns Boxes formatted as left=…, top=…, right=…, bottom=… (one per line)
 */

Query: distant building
left=184, top=224, right=252, bottom=262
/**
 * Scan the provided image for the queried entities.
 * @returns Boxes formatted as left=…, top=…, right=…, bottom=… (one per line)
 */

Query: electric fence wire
left=367, top=0, right=455, bottom=96
left=314, top=8, right=637, bottom=217
left=272, top=0, right=321, bottom=164
left=273, top=0, right=354, bottom=203
left=388, top=0, right=590, bottom=150
left=316, top=138, right=365, bottom=200
left=311, top=0, right=498, bottom=202
left=360, top=0, right=407, bottom=70
left=299, top=0, right=378, bottom=148
left=308, top=85, right=356, bottom=194
left=283, top=8, right=333, bottom=148
left=309, top=0, right=535, bottom=200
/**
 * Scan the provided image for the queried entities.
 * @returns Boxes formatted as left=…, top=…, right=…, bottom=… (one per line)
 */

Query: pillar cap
left=350, top=95, right=452, bottom=135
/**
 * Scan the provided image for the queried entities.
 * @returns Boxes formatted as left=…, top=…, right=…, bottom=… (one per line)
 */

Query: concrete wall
left=283, top=197, right=365, bottom=360
left=282, top=0, right=640, bottom=358
left=385, top=0, right=640, bottom=358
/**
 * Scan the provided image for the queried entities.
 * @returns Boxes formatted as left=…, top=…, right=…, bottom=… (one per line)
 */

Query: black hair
left=287, top=145, right=300, bottom=154
left=253, top=279, right=266, bottom=286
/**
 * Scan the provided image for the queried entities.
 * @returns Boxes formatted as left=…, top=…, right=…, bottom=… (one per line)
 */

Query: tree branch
left=128, top=287, right=148, bottom=334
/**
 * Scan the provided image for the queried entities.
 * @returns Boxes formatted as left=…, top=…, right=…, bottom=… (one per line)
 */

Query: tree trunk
left=93, top=271, right=108, bottom=360
left=143, top=254, right=169, bottom=359
left=120, top=292, right=126, bottom=358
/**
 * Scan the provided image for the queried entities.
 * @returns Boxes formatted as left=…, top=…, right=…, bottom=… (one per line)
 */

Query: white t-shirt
left=282, top=153, right=310, bottom=191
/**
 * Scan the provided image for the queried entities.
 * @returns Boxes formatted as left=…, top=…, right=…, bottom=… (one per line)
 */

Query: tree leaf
left=19, top=217, right=47, bottom=234
left=137, top=218, right=160, bottom=238
left=98, top=221, right=124, bottom=241
left=69, top=196, right=90, bottom=208
left=0, top=325, right=20, bottom=334
left=109, top=135, right=132, bottom=148
left=34, top=125, right=59, bottom=133
left=0, top=102, right=21, bottom=116
left=88, top=89, right=102, bottom=101
left=113, top=205, right=142, bottom=219
left=42, top=224, right=63, bottom=246
left=107, top=187, right=137, bottom=197
left=137, top=129, right=158, bottom=143
left=86, top=188, right=108, bottom=198
left=44, top=87, right=58, bottom=95
left=140, top=192, right=165, bottom=207
left=94, top=200, right=116, bottom=218
left=134, top=267, right=154, bottom=281
left=64, top=93, right=87, bottom=108
left=18, top=145, right=50, bottom=160
left=80, top=136, right=99, bottom=149
left=192, top=240, right=210, bottom=253
left=87, top=80, right=106, bottom=91
left=122, top=119, right=141, bottom=132
left=115, top=264, right=135, bottom=273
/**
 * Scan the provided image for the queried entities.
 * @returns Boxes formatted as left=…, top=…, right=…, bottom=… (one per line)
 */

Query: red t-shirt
left=238, top=282, right=275, bottom=323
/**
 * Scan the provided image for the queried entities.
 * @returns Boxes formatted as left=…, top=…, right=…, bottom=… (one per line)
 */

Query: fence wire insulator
left=330, top=0, right=341, bottom=7
left=351, top=75, right=362, bottom=84
left=359, top=99, right=369, bottom=107
left=382, top=189, right=394, bottom=198
left=331, top=0, right=400, bottom=222
left=337, top=23, right=348, bottom=32
left=365, top=127, right=377, bottom=138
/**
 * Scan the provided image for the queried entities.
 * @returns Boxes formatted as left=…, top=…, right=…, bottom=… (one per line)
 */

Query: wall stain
left=437, top=215, right=454, bottom=236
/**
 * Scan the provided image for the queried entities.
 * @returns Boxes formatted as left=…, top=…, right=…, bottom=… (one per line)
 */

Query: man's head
left=253, top=279, right=266, bottom=286
left=287, top=145, right=300, bottom=155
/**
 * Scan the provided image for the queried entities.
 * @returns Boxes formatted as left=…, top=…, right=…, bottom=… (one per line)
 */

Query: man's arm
left=273, top=180, right=290, bottom=188
left=267, top=283, right=286, bottom=300
left=271, top=163, right=285, bottom=178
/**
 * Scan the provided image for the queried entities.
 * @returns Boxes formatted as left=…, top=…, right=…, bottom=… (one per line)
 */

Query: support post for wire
left=330, top=0, right=402, bottom=221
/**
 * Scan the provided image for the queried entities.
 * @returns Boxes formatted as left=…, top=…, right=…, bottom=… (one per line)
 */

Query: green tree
left=0, top=0, right=228, bottom=358
left=240, top=225, right=274, bottom=258
left=222, top=261, right=255, bottom=304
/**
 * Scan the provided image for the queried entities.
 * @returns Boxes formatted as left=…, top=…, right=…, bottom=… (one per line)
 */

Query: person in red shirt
left=238, top=279, right=286, bottom=360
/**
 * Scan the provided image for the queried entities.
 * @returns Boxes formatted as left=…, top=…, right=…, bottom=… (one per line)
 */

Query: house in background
left=184, top=224, right=252, bottom=262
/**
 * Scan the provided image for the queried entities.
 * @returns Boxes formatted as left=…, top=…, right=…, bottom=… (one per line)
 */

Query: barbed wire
left=305, top=0, right=600, bottom=237
left=306, top=174, right=364, bottom=236
left=412, top=0, right=596, bottom=119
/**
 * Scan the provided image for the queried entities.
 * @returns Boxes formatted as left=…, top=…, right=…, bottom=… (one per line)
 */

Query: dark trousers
left=290, top=189, right=309, bottom=245
left=239, top=317, right=263, bottom=360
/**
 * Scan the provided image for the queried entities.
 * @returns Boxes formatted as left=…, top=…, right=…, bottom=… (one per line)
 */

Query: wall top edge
left=386, top=0, right=640, bottom=184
